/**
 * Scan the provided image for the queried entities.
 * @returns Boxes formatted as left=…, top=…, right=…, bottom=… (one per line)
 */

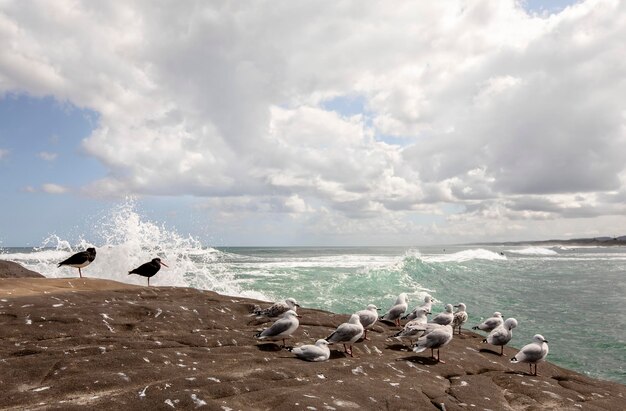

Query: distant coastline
left=477, top=235, right=626, bottom=247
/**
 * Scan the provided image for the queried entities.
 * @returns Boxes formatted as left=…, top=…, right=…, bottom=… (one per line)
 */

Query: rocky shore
left=1, top=260, right=624, bottom=410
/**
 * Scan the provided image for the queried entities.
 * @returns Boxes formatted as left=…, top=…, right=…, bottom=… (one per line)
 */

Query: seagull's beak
left=376, top=308, right=381, bottom=311
left=295, top=303, right=301, bottom=307
left=544, top=339, right=549, bottom=343
left=160, top=261, right=169, bottom=267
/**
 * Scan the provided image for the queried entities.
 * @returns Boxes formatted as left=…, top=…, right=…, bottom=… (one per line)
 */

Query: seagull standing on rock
left=483, top=318, right=518, bottom=356
left=381, top=293, right=408, bottom=326
left=253, top=298, right=300, bottom=318
left=412, top=324, right=454, bottom=363
left=402, top=295, right=434, bottom=321
left=430, top=304, right=454, bottom=326
left=472, top=312, right=503, bottom=333
left=58, top=247, right=96, bottom=278
left=511, top=334, right=549, bottom=376
left=392, top=307, right=431, bottom=345
left=355, top=304, right=380, bottom=340
left=255, top=309, right=300, bottom=348
left=452, top=303, right=468, bottom=335
left=326, top=314, right=364, bottom=357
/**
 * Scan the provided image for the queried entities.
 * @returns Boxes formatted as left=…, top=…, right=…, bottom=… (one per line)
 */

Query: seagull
left=483, top=318, right=518, bottom=355
left=289, top=339, right=331, bottom=362
left=128, top=258, right=168, bottom=286
left=255, top=310, right=300, bottom=347
left=451, top=303, right=468, bottom=335
left=472, top=312, right=503, bottom=333
left=402, top=295, right=434, bottom=321
left=355, top=304, right=380, bottom=340
left=57, top=248, right=96, bottom=278
left=392, top=307, right=432, bottom=345
left=430, top=304, right=454, bottom=326
left=511, top=334, right=549, bottom=376
left=412, top=324, right=453, bottom=363
left=253, top=298, right=300, bottom=318
left=326, top=314, right=364, bottom=357
left=381, top=293, right=408, bottom=326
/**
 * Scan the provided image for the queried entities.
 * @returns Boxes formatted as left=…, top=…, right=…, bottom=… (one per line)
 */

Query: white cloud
left=41, top=183, right=68, bottom=194
left=1, top=0, right=625, bottom=243
left=37, top=151, right=58, bottom=161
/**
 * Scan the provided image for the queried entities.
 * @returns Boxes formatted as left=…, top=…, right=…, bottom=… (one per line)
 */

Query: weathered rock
left=0, top=277, right=624, bottom=410
left=0, top=260, right=44, bottom=278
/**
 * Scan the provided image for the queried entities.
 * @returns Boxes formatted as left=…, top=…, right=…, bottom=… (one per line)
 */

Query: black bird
left=58, top=248, right=96, bottom=278
left=128, top=258, right=168, bottom=286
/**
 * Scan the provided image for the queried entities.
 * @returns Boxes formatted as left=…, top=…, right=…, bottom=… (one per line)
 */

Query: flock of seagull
left=57, top=248, right=549, bottom=376
left=253, top=293, right=549, bottom=376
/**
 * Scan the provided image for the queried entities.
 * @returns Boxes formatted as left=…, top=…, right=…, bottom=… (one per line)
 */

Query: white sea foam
left=421, top=249, right=506, bottom=263
left=506, top=247, right=558, bottom=256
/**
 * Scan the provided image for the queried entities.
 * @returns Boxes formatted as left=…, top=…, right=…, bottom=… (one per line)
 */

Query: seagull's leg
left=363, top=330, right=369, bottom=341
left=79, top=268, right=82, bottom=278
left=348, top=345, right=354, bottom=357
left=437, top=348, right=446, bottom=364
left=500, top=345, right=504, bottom=356
left=343, top=344, right=348, bottom=354
left=529, top=364, right=533, bottom=375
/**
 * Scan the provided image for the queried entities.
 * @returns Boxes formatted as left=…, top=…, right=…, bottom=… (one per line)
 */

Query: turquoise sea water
left=2, top=203, right=624, bottom=384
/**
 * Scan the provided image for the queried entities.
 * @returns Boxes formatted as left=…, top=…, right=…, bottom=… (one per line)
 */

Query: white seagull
left=483, top=318, right=518, bottom=355
left=511, top=334, right=549, bottom=376
left=326, top=314, right=364, bottom=357
left=253, top=297, right=300, bottom=318
left=355, top=304, right=380, bottom=340
left=451, top=303, right=468, bottom=335
left=430, top=304, right=454, bottom=326
left=472, top=312, right=503, bottom=333
left=381, top=293, right=408, bottom=326
left=290, top=339, right=331, bottom=362
left=412, top=324, right=454, bottom=363
left=255, top=310, right=300, bottom=347
left=403, top=295, right=434, bottom=321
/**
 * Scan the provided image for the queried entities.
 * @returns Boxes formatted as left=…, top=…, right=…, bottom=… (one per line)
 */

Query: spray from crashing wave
left=1, top=199, right=267, bottom=299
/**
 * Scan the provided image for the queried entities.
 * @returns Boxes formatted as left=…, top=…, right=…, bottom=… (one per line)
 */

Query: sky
left=1, top=0, right=625, bottom=247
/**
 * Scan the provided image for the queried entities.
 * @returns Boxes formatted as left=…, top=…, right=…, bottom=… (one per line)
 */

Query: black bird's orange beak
left=160, top=261, right=169, bottom=267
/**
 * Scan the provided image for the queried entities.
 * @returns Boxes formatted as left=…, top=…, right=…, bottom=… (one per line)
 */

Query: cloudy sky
left=1, top=0, right=625, bottom=247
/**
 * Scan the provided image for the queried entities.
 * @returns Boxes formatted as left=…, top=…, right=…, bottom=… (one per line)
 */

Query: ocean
left=1, top=202, right=624, bottom=384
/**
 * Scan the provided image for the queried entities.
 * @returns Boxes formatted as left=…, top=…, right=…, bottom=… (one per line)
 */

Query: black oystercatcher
left=58, top=247, right=97, bottom=278
left=128, top=258, right=168, bottom=286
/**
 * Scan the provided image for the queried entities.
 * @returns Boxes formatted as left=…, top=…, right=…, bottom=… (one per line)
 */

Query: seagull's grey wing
left=425, top=327, right=453, bottom=349
left=265, top=302, right=289, bottom=317
left=396, top=324, right=426, bottom=339
left=487, top=326, right=511, bottom=345
left=327, top=323, right=362, bottom=343
left=260, top=318, right=293, bottom=338
left=384, top=303, right=407, bottom=321
left=517, top=343, right=544, bottom=363
left=293, top=345, right=328, bottom=361
left=431, top=313, right=453, bottom=325
left=482, top=317, right=503, bottom=331
left=358, top=311, right=377, bottom=329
